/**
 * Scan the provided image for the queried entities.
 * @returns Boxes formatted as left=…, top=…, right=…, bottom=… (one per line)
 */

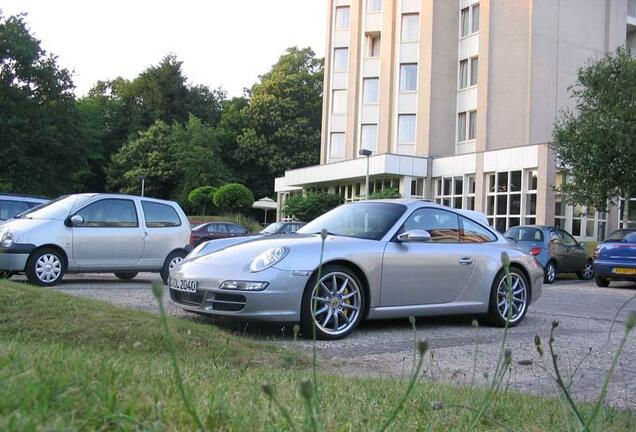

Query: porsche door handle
left=459, top=257, right=474, bottom=266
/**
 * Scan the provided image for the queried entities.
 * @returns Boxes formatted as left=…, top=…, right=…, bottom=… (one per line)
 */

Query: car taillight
left=529, top=247, right=542, bottom=256
left=593, top=246, right=600, bottom=260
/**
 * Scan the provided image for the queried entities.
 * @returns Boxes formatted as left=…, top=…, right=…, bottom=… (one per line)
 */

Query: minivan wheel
left=577, top=260, right=595, bottom=280
left=115, top=272, right=138, bottom=281
left=301, top=265, right=365, bottom=340
left=487, top=267, right=529, bottom=327
left=544, top=261, right=556, bottom=284
left=161, top=250, right=186, bottom=284
left=26, top=248, right=65, bottom=287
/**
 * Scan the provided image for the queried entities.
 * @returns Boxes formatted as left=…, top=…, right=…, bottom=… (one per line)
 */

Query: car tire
left=301, top=264, right=366, bottom=340
left=486, top=267, right=530, bottom=327
left=595, top=277, right=610, bottom=288
left=114, top=272, right=138, bottom=281
left=161, top=250, right=187, bottom=284
left=576, top=260, right=595, bottom=280
left=0, top=271, right=12, bottom=279
left=544, top=261, right=556, bottom=285
left=25, top=248, right=65, bottom=287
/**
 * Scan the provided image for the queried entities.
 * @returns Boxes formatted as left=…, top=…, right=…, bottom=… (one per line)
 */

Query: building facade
left=275, top=0, right=636, bottom=239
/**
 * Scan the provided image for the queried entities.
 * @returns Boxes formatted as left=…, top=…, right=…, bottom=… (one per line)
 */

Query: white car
left=0, top=194, right=191, bottom=286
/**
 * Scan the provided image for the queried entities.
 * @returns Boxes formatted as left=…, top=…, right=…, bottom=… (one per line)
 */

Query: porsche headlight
left=1, top=232, right=14, bottom=249
left=250, top=247, right=289, bottom=272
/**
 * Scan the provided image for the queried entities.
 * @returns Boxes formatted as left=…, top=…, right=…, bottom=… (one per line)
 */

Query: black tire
left=595, top=277, right=610, bottom=288
left=544, top=261, right=556, bottom=284
left=115, top=272, right=138, bottom=281
left=161, top=250, right=187, bottom=284
left=576, top=260, right=595, bottom=280
left=25, top=248, right=65, bottom=287
left=300, top=264, right=366, bottom=340
left=486, top=267, right=530, bottom=327
left=0, top=271, right=12, bottom=279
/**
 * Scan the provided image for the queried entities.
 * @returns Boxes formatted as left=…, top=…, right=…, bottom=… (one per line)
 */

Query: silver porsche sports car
left=169, top=200, right=543, bottom=339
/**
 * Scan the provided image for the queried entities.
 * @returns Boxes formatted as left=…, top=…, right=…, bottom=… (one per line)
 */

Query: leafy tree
left=369, top=188, right=402, bottom=200
left=0, top=12, right=89, bottom=196
left=188, top=186, right=217, bottom=215
left=231, top=47, right=324, bottom=198
left=552, top=47, right=636, bottom=224
left=214, top=184, right=254, bottom=214
left=284, top=193, right=343, bottom=222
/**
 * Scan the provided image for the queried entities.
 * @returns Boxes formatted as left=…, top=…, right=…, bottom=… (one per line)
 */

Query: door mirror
left=69, top=214, right=84, bottom=227
left=397, top=230, right=432, bottom=243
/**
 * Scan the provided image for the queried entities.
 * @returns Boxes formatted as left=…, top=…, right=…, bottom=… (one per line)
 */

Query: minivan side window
left=0, top=199, right=31, bottom=220
left=76, top=199, right=138, bottom=228
left=460, top=216, right=497, bottom=243
left=403, top=208, right=460, bottom=243
left=141, top=201, right=182, bottom=228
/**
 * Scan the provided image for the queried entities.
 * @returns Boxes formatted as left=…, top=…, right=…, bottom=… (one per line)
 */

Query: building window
left=367, top=0, right=382, bottom=12
left=336, top=182, right=363, bottom=202
left=369, top=177, right=400, bottom=195
left=363, top=78, right=379, bottom=104
left=367, top=34, right=381, bottom=57
left=471, top=3, right=480, bottom=33
left=555, top=172, right=609, bottom=239
left=457, top=111, right=476, bottom=143
left=468, top=111, right=477, bottom=140
left=401, top=14, right=419, bottom=42
left=333, top=48, right=348, bottom=72
left=399, top=63, right=417, bottom=92
left=332, top=89, right=347, bottom=114
left=434, top=175, right=475, bottom=210
left=360, top=124, right=378, bottom=153
left=411, top=178, right=425, bottom=198
left=469, top=56, right=479, bottom=86
left=397, top=114, right=416, bottom=155
left=459, top=59, right=468, bottom=89
left=457, top=112, right=467, bottom=142
left=460, top=4, right=479, bottom=37
left=619, top=194, right=636, bottom=228
left=486, top=170, right=538, bottom=233
left=335, top=6, right=350, bottom=30
left=329, top=132, right=345, bottom=161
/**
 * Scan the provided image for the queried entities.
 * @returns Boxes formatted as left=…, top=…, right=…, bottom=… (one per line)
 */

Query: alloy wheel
left=496, top=273, right=528, bottom=323
left=169, top=256, right=183, bottom=272
left=35, top=254, right=62, bottom=283
left=581, top=261, right=594, bottom=279
left=546, top=263, right=556, bottom=283
left=310, top=272, right=362, bottom=337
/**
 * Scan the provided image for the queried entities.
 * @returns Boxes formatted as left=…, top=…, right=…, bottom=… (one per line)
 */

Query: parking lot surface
left=14, top=273, right=636, bottom=409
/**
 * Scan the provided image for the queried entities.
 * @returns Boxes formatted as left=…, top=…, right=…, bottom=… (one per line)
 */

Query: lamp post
left=139, top=176, right=145, bottom=197
left=358, top=148, right=372, bottom=199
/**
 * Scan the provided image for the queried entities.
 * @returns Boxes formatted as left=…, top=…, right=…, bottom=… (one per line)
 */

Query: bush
left=368, top=187, right=401, bottom=200
left=187, top=186, right=216, bottom=215
left=284, top=192, right=343, bottom=222
left=213, top=183, right=254, bottom=214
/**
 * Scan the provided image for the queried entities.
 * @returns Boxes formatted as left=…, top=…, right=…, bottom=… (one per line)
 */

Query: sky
left=2, top=0, right=327, bottom=97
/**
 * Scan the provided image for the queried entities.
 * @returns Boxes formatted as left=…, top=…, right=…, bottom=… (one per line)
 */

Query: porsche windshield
left=297, top=202, right=406, bottom=240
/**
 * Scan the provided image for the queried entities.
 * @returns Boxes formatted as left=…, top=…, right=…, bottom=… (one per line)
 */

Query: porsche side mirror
left=397, top=230, right=432, bottom=242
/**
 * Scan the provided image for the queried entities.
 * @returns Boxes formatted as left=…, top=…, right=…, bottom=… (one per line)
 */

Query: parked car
left=593, top=228, right=636, bottom=287
left=0, top=193, right=191, bottom=286
left=260, top=222, right=305, bottom=235
left=189, top=222, right=250, bottom=247
left=0, top=193, right=49, bottom=222
left=504, top=225, right=594, bottom=284
left=169, top=199, right=543, bottom=340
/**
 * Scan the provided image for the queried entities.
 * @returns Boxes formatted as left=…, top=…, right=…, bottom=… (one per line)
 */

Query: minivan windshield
left=17, top=195, right=93, bottom=220
left=297, top=202, right=406, bottom=240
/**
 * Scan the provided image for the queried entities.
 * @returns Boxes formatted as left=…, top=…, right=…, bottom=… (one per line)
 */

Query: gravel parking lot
left=13, top=272, right=636, bottom=409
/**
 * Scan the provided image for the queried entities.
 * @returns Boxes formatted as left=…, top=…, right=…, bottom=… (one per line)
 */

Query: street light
left=359, top=148, right=372, bottom=199
left=138, top=176, right=145, bottom=197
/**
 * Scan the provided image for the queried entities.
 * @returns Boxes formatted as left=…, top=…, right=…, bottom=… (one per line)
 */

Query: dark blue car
left=593, top=228, right=636, bottom=287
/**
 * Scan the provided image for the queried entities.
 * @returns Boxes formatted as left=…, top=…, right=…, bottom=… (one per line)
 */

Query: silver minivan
left=0, top=193, right=191, bottom=286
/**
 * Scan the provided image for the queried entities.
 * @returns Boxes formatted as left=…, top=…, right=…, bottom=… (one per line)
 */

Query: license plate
left=612, top=267, right=636, bottom=275
left=169, top=277, right=198, bottom=293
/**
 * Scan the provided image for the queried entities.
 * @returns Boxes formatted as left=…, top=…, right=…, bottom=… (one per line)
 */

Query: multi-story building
left=275, top=0, right=636, bottom=239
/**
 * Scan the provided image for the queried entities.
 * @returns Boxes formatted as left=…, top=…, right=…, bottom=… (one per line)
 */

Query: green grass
left=1, top=280, right=634, bottom=431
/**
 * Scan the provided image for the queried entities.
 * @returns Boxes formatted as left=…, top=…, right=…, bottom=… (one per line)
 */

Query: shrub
left=187, top=186, right=217, bottom=215
left=213, top=183, right=254, bottom=214
left=368, top=187, right=401, bottom=200
left=284, top=192, right=343, bottom=222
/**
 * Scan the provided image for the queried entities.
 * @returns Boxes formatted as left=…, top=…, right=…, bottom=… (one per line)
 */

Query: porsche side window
left=403, top=208, right=460, bottom=243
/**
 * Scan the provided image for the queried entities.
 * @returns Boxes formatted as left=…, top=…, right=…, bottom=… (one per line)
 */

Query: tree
left=188, top=186, right=217, bottom=215
left=214, top=184, right=254, bottom=214
left=284, top=193, right=343, bottom=222
left=0, top=12, right=89, bottom=195
left=552, top=47, right=636, bottom=224
left=230, top=47, right=324, bottom=198
left=369, top=188, right=401, bottom=199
